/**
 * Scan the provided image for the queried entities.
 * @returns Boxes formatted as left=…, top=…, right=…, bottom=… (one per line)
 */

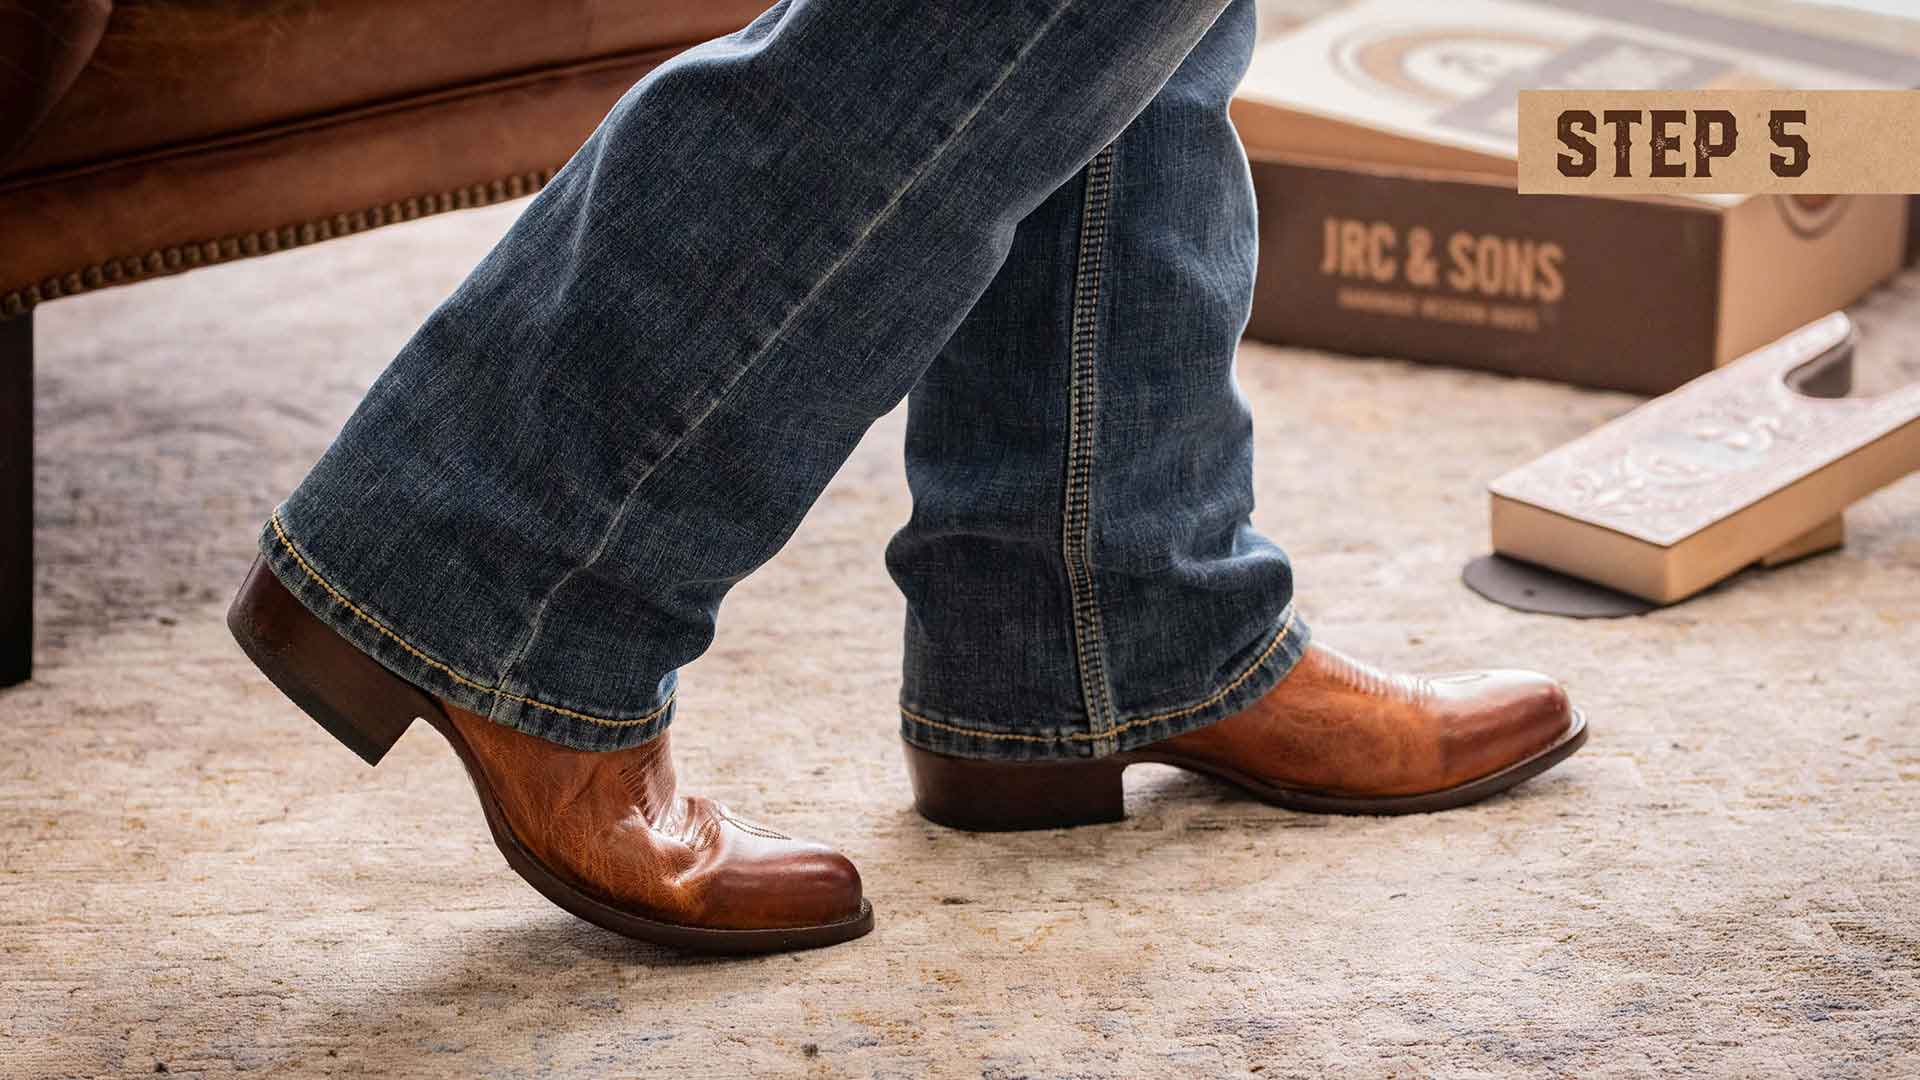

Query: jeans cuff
left=256, top=510, right=674, bottom=753
left=899, top=605, right=1311, bottom=762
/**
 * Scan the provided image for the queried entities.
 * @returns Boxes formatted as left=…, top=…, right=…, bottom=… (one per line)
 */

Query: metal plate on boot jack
left=1462, top=553, right=1659, bottom=619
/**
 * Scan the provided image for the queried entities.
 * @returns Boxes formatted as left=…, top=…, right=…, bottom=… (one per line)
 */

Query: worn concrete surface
left=5, top=5, right=1920, bottom=1078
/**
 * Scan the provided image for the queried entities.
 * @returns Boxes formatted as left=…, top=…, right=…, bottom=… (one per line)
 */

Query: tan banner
left=1518, top=90, right=1920, bottom=195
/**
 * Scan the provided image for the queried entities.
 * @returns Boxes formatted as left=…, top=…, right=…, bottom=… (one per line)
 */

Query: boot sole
left=228, top=559, right=873, bottom=954
left=904, top=710, right=1589, bottom=831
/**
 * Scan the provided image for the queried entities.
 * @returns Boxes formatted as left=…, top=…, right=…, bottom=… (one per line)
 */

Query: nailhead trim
left=0, top=168, right=558, bottom=320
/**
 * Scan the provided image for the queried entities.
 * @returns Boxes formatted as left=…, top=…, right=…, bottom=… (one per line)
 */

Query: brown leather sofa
left=0, top=0, right=771, bottom=685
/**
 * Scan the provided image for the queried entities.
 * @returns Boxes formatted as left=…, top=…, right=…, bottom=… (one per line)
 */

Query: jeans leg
left=259, top=0, right=1237, bottom=750
left=886, top=0, right=1310, bottom=762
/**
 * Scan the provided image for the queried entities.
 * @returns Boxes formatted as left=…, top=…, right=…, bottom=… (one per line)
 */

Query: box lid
left=1234, top=0, right=1920, bottom=205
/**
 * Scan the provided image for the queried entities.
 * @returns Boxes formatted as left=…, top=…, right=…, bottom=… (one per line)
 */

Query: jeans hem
left=256, top=510, right=674, bottom=752
left=899, top=605, right=1311, bottom=762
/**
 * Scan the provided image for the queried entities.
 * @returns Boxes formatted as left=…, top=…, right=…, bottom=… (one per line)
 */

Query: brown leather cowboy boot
left=227, top=559, right=872, bottom=953
left=903, top=643, right=1586, bottom=830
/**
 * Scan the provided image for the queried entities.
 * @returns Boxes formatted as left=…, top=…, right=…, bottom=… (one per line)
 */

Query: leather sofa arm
left=0, top=0, right=113, bottom=165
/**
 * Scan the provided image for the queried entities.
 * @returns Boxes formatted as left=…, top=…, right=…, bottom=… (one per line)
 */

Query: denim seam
left=901, top=605, right=1297, bottom=743
left=487, top=0, right=1088, bottom=714
left=1062, top=140, right=1120, bottom=754
left=268, top=512, right=675, bottom=729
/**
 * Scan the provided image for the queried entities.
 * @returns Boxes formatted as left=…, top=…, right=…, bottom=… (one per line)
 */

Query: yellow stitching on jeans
left=898, top=708, right=1064, bottom=743
left=1120, top=608, right=1297, bottom=731
left=1061, top=141, right=1120, bottom=746
left=268, top=513, right=672, bottom=729
left=900, top=608, right=1298, bottom=743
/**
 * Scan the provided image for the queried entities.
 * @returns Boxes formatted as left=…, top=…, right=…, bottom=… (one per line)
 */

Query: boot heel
left=227, top=557, right=438, bottom=766
left=902, top=740, right=1127, bottom=831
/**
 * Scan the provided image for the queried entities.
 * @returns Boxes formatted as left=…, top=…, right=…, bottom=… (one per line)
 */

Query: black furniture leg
left=1, top=311, right=31, bottom=687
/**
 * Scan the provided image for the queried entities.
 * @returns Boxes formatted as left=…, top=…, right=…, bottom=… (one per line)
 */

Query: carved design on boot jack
left=1491, top=312, right=1920, bottom=604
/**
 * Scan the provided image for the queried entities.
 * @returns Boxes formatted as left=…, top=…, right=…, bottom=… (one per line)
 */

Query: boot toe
left=779, top=845, right=866, bottom=927
left=699, top=827, right=866, bottom=931
left=1439, top=670, right=1575, bottom=785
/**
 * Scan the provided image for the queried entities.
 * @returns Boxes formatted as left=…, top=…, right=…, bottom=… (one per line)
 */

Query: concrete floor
left=7, top=4, right=1920, bottom=1075
left=6, top=186, right=1917, bottom=1078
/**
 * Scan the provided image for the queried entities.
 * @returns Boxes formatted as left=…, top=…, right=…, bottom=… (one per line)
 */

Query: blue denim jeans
left=260, top=0, right=1310, bottom=762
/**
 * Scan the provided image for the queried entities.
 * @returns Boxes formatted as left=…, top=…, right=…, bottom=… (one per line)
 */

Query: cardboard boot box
left=1233, top=0, right=1920, bottom=394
